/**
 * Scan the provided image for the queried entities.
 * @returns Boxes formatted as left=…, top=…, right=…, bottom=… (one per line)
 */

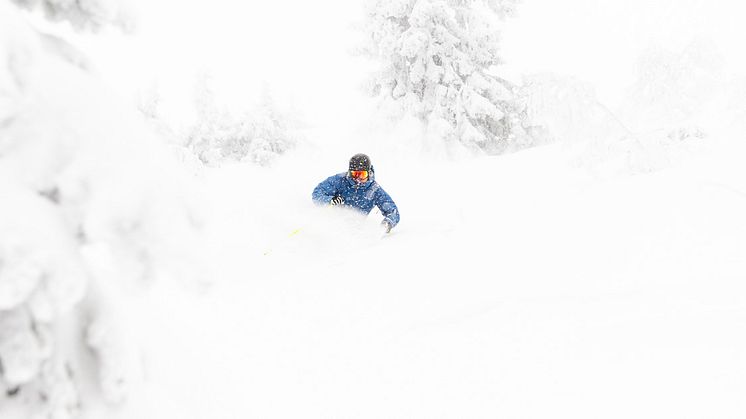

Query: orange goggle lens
left=350, top=170, right=369, bottom=181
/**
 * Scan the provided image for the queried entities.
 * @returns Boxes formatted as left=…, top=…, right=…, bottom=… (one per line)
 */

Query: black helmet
left=349, top=153, right=371, bottom=171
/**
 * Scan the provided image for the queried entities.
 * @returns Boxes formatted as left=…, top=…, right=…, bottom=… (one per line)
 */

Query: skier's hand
left=330, top=196, right=344, bottom=206
left=381, top=220, right=393, bottom=234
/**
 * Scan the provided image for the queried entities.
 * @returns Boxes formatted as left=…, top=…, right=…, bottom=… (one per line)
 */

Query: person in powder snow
left=312, top=153, right=400, bottom=233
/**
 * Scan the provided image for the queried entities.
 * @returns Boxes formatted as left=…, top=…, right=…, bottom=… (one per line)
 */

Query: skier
left=312, top=153, right=400, bottom=233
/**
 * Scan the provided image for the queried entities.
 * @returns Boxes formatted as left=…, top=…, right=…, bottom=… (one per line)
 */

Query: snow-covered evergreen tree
left=0, top=2, right=203, bottom=418
left=521, top=69, right=710, bottom=176
left=359, top=0, right=530, bottom=154
left=186, top=75, right=298, bottom=167
left=622, top=40, right=725, bottom=132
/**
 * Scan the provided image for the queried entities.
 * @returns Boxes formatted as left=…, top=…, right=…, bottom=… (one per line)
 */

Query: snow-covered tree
left=0, top=2, right=203, bottom=418
left=11, top=0, right=136, bottom=31
left=622, top=40, right=725, bottom=132
left=186, top=75, right=298, bottom=167
left=521, top=70, right=711, bottom=176
left=359, top=0, right=531, bottom=154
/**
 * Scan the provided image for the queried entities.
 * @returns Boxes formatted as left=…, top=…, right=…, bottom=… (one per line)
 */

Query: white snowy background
left=1, top=0, right=745, bottom=418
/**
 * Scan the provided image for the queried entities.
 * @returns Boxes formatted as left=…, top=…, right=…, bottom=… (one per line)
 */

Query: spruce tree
left=360, top=0, right=530, bottom=154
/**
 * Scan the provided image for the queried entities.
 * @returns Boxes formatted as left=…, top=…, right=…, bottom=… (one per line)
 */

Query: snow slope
left=4, top=1, right=746, bottom=417
left=119, top=132, right=746, bottom=418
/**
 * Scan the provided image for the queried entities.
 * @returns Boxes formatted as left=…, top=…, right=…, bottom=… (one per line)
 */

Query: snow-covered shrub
left=136, top=80, right=177, bottom=143
left=358, top=0, right=531, bottom=155
left=185, top=75, right=298, bottom=167
left=0, top=3, right=203, bottom=418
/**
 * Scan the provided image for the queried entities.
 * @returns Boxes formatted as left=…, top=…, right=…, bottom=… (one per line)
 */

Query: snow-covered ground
left=121, top=129, right=746, bottom=418
left=3, top=1, right=746, bottom=418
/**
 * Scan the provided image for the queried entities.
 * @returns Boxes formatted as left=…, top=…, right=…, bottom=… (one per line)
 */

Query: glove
left=330, top=196, right=344, bottom=206
left=381, top=220, right=393, bottom=234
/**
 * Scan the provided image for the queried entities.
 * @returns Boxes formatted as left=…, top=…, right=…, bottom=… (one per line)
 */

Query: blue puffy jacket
left=312, top=167, right=400, bottom=227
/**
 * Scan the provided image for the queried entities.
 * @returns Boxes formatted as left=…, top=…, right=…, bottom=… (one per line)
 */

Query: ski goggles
left=350, top=170, right=369, bottom=182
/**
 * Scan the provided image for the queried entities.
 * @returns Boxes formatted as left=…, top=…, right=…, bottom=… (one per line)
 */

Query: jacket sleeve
left=312, top=175, right=341, bottom=205
left=375, top=186, right=400, bottom=227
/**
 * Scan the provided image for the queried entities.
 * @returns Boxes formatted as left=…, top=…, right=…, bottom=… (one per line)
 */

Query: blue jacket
left=312, top=168, right=400, bottom=227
